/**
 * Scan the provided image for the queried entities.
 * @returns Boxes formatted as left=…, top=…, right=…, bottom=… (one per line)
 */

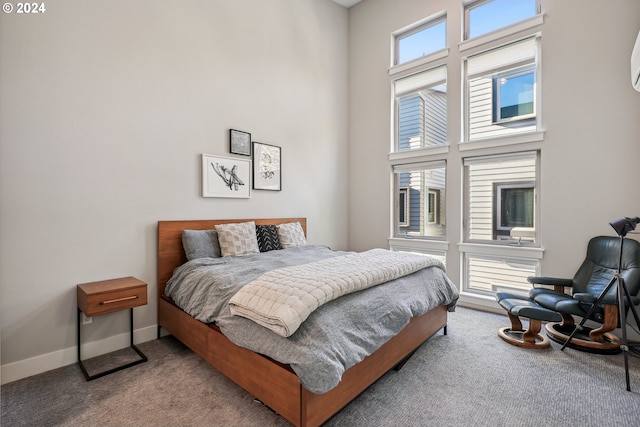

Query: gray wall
left=0, top=0, right=349, bottom=380
left=348, top=0, right=640, bottom=288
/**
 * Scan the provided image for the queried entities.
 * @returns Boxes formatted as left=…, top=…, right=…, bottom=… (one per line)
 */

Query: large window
left=465, top=37, right=538, bottom=141
left=464, top=152, right=537, bottom=244
left=393, top=162, right=446, bottom=239
left=390, top=3, right=544, bottom=303
left=465, top=0, right=537, bottom=40
left=494, top=68, right=535, bottom=122
left=395, top=67, right=447, bottom=151
left=395, top=17, right=446, bottom=65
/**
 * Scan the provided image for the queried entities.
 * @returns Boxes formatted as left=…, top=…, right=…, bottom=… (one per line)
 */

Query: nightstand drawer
left=77, top=277, right=147, bottom=317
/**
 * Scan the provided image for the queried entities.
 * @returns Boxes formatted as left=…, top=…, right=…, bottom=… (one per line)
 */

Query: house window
left=494, top=68, right=535, bottom=122
left=464, top=152, right=537, bottom=244
left=465, top=0, right=537, bottom=40
left=395, top=17, right=446, bottom=65
left=393, top=162, right=446, bottom=239
left=428, top=190, right=440, bottom=224
left=399, top=187, right=409, bottom=227
left=394, top=67, right=447, bottom=152
left=465, top=37, right=538, bottom=141
left=494, top=182, right=534, bottom=240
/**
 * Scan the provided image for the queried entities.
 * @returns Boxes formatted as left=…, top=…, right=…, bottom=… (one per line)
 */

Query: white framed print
left=252, top=142, right=281, bottom=191
left=202, top=154, right=251, bottom=198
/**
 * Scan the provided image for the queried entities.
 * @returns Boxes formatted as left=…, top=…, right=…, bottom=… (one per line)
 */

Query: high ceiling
left=331, top=0, right=362, bottom=8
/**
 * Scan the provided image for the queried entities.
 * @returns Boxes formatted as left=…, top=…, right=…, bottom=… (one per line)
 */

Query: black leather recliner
left=528, top=236, right=640, bottom=353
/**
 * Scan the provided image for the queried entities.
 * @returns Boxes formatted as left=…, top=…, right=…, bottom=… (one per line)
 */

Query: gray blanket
left=165, top=245, right=459, bottom=394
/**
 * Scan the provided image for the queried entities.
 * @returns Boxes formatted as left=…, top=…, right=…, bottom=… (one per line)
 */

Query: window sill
left=458, top=242, right=544, bottom=259
left=389, top=145, right=449, bottom=163
left=389, top=48, right=449, bottom=77
left=459, top=130, right=544, bottom=154
left=389, top=237, right=450, bottom=251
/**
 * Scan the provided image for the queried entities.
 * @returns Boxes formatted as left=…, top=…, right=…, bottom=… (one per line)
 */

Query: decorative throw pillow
left=256, top=224, right=282, bottom=252
left=277, top=222, right=307, bottom=248
left=182, top=229, right=222, bottom=260
left=215, top=221, right=260, bottom=257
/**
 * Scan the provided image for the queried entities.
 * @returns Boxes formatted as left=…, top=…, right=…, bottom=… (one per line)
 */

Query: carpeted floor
left=3, top=307, right=640, bottom=426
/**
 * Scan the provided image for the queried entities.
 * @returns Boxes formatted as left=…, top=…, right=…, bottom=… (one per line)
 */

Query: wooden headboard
left=157, top=218, right=306, bottom=297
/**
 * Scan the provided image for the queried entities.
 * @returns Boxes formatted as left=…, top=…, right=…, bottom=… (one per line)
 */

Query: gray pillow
left=182, top=229, right=222, bottom=260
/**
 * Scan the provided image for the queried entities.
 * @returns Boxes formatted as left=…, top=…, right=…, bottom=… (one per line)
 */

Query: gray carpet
left=3, top=307, right=640, bottom=426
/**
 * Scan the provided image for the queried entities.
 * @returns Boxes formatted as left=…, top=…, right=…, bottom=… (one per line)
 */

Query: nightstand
left=77, top=276, right=148, bottom=381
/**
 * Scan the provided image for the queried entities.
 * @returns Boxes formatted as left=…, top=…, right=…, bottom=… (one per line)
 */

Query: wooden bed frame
left=157, top=218, right=448, bottom=427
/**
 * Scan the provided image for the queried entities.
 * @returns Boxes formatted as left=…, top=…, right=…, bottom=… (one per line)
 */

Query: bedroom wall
left=0, top=0, right=349, bottom=382
left=348, top=1, right=640, bottom=283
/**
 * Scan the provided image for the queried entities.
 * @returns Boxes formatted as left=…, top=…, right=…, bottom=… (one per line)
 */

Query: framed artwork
left=252, top=142, right=281, bottom=191
left=202, top=154, right=251, bottom=198
left=229, top=129, right=251, bottom=156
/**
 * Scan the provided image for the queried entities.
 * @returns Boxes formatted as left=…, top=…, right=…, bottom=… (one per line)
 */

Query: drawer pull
left=100, top=295, right=139, bottom=305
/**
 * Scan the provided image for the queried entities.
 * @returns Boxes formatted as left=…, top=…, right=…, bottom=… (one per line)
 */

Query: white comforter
left=228, top=248, right=445, bottom=337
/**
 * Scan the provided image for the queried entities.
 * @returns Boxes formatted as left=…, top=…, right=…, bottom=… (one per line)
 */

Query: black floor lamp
left=561, top=216, right=640, bottom=391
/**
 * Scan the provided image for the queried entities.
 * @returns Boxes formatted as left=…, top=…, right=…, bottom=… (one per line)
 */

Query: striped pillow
left=256, top=225, right=282, bottom=252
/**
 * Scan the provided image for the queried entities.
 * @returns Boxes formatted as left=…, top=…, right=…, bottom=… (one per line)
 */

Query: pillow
left=182, top=229, right=222, bottom=260
left=277, top=222, right=307, bottom=248
left=215, top=221, right=260, bottom=257
left=256, top=224, right=282, bottom=252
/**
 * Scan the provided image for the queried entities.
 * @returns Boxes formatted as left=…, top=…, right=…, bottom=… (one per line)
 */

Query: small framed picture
left=253, top=142, right=281, bottom=191
left=202, top=154, right=251, bottom=198
left=229, top=129, right=251, bottom=156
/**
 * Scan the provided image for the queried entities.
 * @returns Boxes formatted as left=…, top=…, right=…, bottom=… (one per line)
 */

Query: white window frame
left=399, top=187, right=409, bottom=227
left=463, top=0, right=540, bottom=42
left=389, top=4, right=546, bottom=309
left=494, top=181, right=535, bottom=239
left=393, top=66, right=447, bottom=153
left=463, top=35, right=542, bottom=143
left=493, top=67, right=536, bottom=123
left=463, top=150, right=540, bottom=246
left=393, top=13, right=447, bottom=67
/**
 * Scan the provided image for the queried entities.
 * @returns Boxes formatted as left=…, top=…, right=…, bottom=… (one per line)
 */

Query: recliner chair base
left=545, top=322, right=622, bottom=354
left=498, top=325, right=551, bottom=349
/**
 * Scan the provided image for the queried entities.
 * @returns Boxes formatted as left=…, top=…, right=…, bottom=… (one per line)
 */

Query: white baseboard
left=1, top=325, right=158, bottom=385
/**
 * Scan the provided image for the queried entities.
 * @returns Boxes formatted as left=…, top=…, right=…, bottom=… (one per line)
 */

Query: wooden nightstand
left=77, top=276, right=148, bottom=381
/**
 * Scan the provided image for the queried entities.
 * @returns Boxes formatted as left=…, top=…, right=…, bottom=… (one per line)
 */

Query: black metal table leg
left=77, top=308, right=147, bottom=381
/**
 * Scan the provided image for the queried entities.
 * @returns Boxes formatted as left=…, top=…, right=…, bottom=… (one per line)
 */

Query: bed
left=157, top=218, right=457, bottom=427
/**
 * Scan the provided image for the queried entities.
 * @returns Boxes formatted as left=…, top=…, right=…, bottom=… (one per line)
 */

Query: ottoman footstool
left=495, top=291, right=563, bottom=349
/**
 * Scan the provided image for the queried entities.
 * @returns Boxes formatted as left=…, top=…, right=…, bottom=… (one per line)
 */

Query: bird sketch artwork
left=212, top=162, right=244, bottom=191
left=202, top=154, right=250, bottom=198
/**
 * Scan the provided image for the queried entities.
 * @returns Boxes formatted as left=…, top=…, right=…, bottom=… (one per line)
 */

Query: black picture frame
left=229, top=129, right=251, bottom=156
left=252, top=142, right=281, bottom=191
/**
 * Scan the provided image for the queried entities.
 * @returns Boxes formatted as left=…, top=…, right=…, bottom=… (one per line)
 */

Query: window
left=399, top=187, right=409, bottom=226
left=393, top=162, right=446, bottom=239
left=465, top=0, right=537, bottom=40
left=494, top=182, right=534, bottom=240
left=464, top=152, right=537, bottom=244
left=465, top=37, right=538, bottom=141
left=395, top=17, right=446, bottom=65
left=394, top=67, right=447, bottom=151
left=390, top=4, right=544, bottom=306
left=464, top=253, right=538, bottom=294
left=494, top=68, right=535, bottom=122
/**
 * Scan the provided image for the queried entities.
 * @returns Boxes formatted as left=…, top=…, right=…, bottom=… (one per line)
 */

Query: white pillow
left=215, top=221, right=260, bottom=257
left=277, top=222, right=307, bottom=248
